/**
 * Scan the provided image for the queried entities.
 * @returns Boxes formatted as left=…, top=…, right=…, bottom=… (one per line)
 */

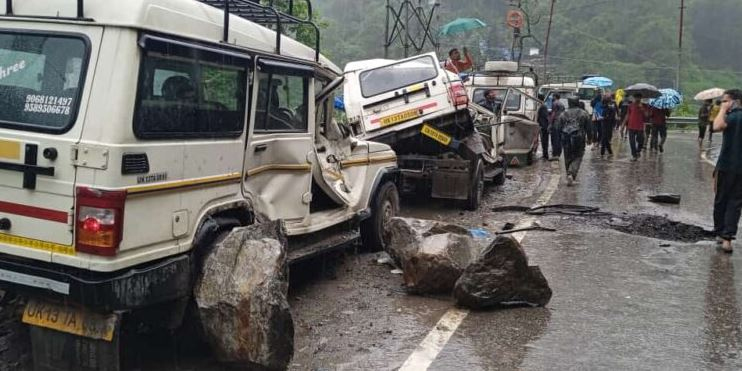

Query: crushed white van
left=465, top=61, right=542, bottom=166
left=343, top=53, right=506, bottom=210
left=0, top=0, right=398, bottom=368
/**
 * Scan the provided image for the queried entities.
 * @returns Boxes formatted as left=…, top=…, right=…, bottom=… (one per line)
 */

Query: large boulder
left=194, top=221, right=293, bottom=371
left=386, top=218, right=480, bottom=294
left=453, top=236, right=552, bottom=309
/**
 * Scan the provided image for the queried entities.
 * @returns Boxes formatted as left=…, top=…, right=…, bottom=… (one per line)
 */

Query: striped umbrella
left=649, top=88, right=683, bottom=109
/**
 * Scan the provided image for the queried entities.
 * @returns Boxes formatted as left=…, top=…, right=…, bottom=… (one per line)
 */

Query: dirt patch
left=601, top=213, right=715, bottom=243
left=0, top=292, right=30, bottom=371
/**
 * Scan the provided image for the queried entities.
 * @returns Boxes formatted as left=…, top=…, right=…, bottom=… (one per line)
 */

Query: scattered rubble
left=195, top=221, right=294, bottom=371
left=454, top=237, right=552, bottom=309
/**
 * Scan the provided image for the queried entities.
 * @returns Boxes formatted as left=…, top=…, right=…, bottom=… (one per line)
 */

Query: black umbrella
left=624, top=83, right=661, bottom=99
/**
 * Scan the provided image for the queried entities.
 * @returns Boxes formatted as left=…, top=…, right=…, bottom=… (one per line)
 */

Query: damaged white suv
left=0, top=0, right=398, bottom=369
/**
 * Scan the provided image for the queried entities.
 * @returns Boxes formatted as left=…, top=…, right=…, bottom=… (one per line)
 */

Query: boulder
left=386, top=217, right=471, bottom=268
left=402, top=233, right=480, bottom=294
left=386, top=218, right=481, bottom=295
left=453, top=236, right=552, bottom=309
left=194, top=221, right=293, bottom=371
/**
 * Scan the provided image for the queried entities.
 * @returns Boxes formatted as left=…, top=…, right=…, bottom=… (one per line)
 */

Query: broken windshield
left=0, top=32, right=88, bottom=133
left=359, top=55, right=438, bottom=98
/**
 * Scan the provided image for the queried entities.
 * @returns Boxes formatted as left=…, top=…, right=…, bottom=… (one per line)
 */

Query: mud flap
left=431, top=159, right=471, bottom=200
left=29, top=318, right=122, bottom=371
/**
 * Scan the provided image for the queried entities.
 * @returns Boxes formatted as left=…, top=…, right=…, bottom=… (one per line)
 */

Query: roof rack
left=4, top=0, right=89, bottom=20
left=198, top=0, right=320, bottom=62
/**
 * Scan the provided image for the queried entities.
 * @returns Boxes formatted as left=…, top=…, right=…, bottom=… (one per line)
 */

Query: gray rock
left=194, top=221, right=293, bottom=371
left=402, top=233, right=480, bottom=294
left=453, top=236, right=552, bottom=309
left=386, top=218, right=480, bottom=295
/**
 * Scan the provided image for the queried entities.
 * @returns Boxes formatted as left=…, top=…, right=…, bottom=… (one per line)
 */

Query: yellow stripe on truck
left=0, top=233, right=75, bottom=255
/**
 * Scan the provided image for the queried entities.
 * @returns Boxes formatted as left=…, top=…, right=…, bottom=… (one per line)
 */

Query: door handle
left=254, top=144, right=268, bottom=153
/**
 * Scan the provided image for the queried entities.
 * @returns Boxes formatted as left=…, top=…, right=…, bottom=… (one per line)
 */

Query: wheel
left=361, top=181, right=400, bottom=252
left=465, top=164, right=484, bottom=211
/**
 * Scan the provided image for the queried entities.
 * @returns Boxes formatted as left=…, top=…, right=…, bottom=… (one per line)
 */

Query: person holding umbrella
left=622, top=93, right=649, bottom=161
left=444, top=47, right=473, bottom=74
left=648, top=106, right=670, bottom=153
left=698, top=100, right=713, bottom=147
left=712, top=89, right=742, bottom=253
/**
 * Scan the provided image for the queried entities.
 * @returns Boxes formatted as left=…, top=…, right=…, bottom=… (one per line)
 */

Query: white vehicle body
left=538, top=82, right=602, bottom=115
left=343, top=53, right=505, bottom=209
left=465, top=61, right=542, bottom=166
left=0, top=2, right=399, bottom=363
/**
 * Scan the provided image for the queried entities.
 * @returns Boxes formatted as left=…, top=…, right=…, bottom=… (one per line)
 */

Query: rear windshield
left=0, top=32, right=88, bottom=133
left=359, top=55, right=438, bottom=98
left=473, top=88, right=521, bottom=112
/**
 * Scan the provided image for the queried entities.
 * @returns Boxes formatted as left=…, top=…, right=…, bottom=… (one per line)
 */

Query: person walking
left=591, top=92, right=604, bottom=146
left=600, top=95, right=617, bottom=158
left=619, top=96, right=631, bottom=139
left=698, top=99, right=712, bottom=147
left=555, top=95, right=592, bottom=185
left=709, top=98, right=722, bottom=144
left=712, top=89, right=742, bottom=253
left=444, top=47, right=473, bottom=74
left=648, top=106, right=670, bottom=153
left=537, top=95, right=550, bottom=160
left=549, top=93, right=566, bottom=159
left=622, top=93, right=648, bottom=161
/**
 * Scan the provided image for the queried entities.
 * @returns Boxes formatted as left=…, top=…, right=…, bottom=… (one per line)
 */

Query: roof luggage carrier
left=4, top=0, right=91, bottom=21
left=198, top=0, right=321, bottom=62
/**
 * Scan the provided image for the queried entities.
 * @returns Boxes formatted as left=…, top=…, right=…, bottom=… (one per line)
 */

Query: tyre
left=361, top=181, right=400, bottom=252
left=465, top=163, right=484, bottom=211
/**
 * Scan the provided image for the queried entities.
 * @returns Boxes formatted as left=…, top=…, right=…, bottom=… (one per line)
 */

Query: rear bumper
left=0, top=252, right=191, bottom=312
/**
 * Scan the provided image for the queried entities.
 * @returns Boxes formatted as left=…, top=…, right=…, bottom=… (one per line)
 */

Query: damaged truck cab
left=343, top=53, right=506, bottom=211
left=0, top=0, right=398, bottom=369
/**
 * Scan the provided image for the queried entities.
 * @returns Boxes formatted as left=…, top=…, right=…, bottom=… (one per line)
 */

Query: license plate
left=0, top=139, right=20, bottom=160
left=379, top=108, right=421, bottom=127
left=421, top=124, right=452, bottom=146
left=22, top=299, right=119, bottom=341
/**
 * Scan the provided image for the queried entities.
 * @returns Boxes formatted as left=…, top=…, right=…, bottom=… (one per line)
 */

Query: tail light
left=448, top=82, right=469, bottom=109
left=75, top=187, right=126, bottom=256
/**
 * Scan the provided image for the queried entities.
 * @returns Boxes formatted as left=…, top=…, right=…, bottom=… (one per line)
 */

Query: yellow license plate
left=0, top=139, right=20, bottom=160
left=379, top=109, right=421, bottom=127
left=22, top=299, right=119, bottom=341
left=421, top=124, right=452, bottom=146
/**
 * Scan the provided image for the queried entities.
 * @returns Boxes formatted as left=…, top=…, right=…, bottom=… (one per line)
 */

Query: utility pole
left=543, top=0, right=556, bottom=83
left=676, top=0, right=685, bottom=92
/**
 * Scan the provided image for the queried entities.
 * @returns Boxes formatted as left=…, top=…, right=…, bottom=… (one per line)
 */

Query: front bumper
left=0, top=252, right=191, bottom=312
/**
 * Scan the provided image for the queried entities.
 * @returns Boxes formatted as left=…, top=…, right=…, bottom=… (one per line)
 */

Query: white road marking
left=398, top=169, right=562, bottom=371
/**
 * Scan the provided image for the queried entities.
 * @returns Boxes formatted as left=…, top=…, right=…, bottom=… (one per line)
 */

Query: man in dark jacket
left=698, top=99, right=712, bottom=147
left=712, top=89, right=742, bottom=253
left=555, top=95, right=593, bottom=186
left=537, top=95, right=550, bottom=160
left=549, top=93, right=566, bottom=158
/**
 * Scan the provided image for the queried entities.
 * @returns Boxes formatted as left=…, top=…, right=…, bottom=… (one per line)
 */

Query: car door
left=242, top=58, right=315, bottom=222
left=0, top=26, right=102, bottom=259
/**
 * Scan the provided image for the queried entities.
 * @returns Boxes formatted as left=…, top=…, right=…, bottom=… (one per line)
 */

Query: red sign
left=506, top=10, right=524, bottom=29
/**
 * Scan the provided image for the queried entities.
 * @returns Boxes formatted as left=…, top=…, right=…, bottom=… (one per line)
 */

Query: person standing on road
left=591, top=92, right=604, bottom=145
left=549, top=93, right=566, bottom=159
left=709, top=98, right=722, bottom=144
left=649, top=106, right=670, bottom=153
left=712, top=89, right=742, bottom=253
left=622, top=93, right=648, bottom=161
left=600, top=95, right=617, bottom=158
left=619, top=96, right=631, bottom=139
left=698, top=99, right=713, bottom=147
left=555, top=95, right=592, bottom=185
left=537, top=95, right=550, bottom=160
left=444, top=47, right=473, bottom=75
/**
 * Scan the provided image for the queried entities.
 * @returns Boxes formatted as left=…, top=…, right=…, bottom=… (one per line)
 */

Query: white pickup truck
left=343, top=52, right=506, bottom=210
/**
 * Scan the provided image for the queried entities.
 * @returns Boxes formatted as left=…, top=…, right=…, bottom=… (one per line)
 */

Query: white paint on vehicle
left=398, top=168, right=561, bottom=371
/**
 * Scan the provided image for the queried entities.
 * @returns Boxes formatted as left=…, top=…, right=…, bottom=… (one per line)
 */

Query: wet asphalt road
left=290, top=132, right=742, bottom=371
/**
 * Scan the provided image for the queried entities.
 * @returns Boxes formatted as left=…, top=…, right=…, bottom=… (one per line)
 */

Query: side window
left=255, top=72, right=309, bottom=133
left=134, top=43, right=248, bottom=139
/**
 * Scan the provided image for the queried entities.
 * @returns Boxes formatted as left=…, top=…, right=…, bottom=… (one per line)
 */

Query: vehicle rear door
left=0, top=24, right=102, bottom=259
left=242, top=58, right=314, bottom=223
left=347, top=52, right=451, bottom=133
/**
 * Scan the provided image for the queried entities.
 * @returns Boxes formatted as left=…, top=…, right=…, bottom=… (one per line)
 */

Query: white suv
left=0, top=0, right=398, bottom=368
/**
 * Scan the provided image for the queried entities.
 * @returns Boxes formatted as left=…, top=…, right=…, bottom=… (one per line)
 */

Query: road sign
left=506, top=10, right=524, bottom=29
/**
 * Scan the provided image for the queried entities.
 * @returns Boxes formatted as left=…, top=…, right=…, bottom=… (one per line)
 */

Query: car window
left=134, top=46, right=247, bottom=139
left=0, top=32, right=88, bottom=133
left=473, top=88, right=521, bottom=112
left=254, top=72, right=309, bottom=133
left=359, top=55, right=438, bottom=98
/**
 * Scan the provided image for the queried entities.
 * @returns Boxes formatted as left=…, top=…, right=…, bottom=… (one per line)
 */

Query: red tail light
left=448, top=83, right=469, bottom=109
left=75, top=187, right=126, bottom=256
